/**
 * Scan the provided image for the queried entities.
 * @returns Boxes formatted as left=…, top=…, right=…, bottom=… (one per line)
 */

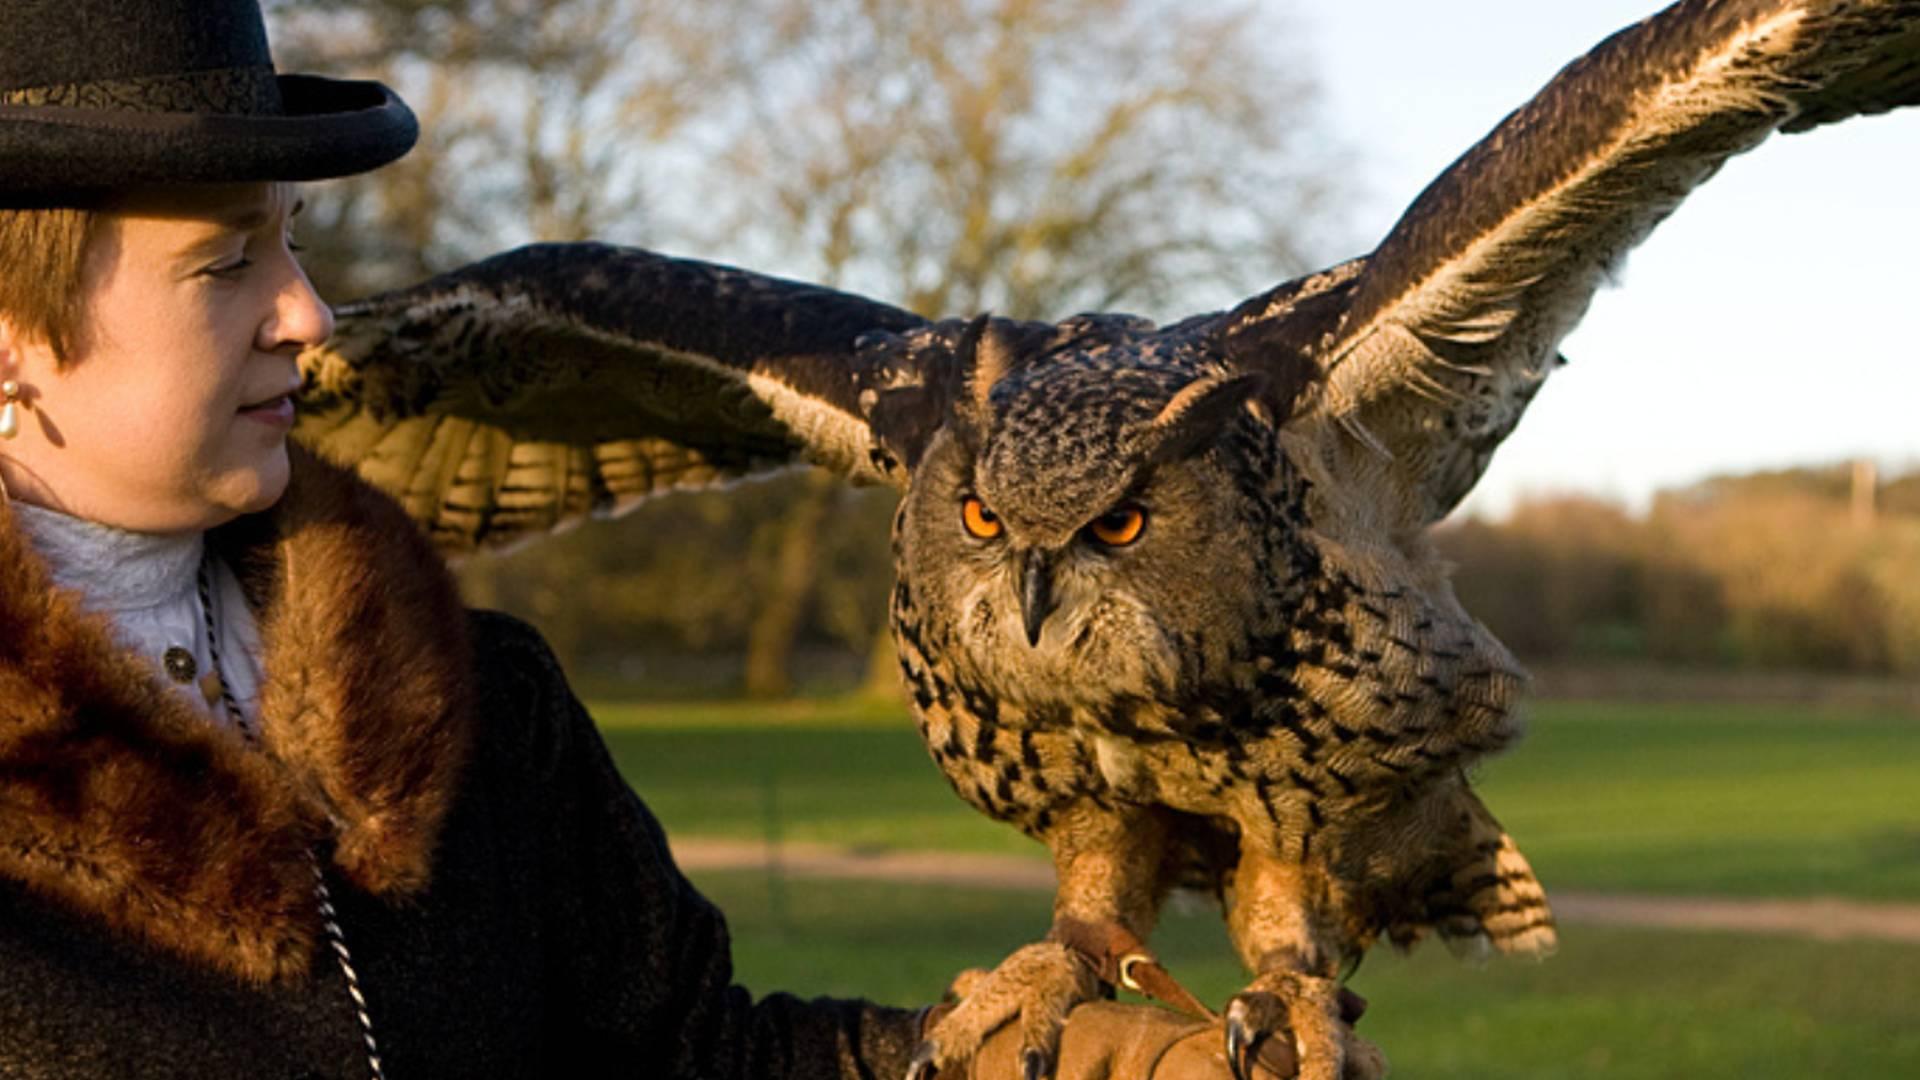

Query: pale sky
left=1289, top=1, right=1920, bottom=518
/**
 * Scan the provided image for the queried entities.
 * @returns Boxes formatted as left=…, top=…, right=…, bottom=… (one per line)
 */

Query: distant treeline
left=1439, top=464, right=1920, bottom=674
left=457, top=473, right=902, bottom=695
left=459, top=461, right=1920, bottom=693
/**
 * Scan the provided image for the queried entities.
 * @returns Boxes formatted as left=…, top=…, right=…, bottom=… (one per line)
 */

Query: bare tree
left=707, top=0, right=1337, bottom=319
left=267, top=0, right=758, bottom=296
left=267, top=0, right=1346, bottom=691
left=711, top=0, right=1341, bottom=694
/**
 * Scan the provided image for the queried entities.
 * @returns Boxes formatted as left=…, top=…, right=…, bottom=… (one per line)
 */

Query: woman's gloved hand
left=958, top=998, right=1386, bottom=1079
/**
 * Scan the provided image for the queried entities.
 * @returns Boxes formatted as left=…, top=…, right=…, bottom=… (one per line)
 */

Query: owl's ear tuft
left=1137, top=370, right=1269, bottom=466
left=951, top=314, right=1053, bottom=454
left=946, top=314, right=997, bottom=455
left=1213, top=315, right=1322, bottom=428
left=862, top=314, right=999, bottom=470
left=961, top=314, right=1016, bottom=415
left=867, top=314, right=1053, bottom=468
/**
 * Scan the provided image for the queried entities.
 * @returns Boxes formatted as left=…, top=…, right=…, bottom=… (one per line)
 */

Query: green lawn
left=696, top=871, right=1920, bottom=1079
left=594, top=695, right=1920, bottom=1075
left=596, top=696, right=1920, bottom=901
left=1474, top=700, right=1920, bottom=900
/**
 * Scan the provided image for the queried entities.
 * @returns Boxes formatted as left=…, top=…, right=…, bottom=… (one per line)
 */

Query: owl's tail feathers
left=1451, top=826, right=1559, bottom=953
left=1431, top=831, right=1559, bottom=962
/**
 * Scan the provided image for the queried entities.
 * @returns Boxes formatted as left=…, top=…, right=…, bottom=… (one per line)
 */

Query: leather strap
left=1051, top=917, right=1218, bottom=1022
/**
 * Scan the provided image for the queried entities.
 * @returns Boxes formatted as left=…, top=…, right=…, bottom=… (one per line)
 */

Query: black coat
left=0, top=452, right=916, bottom=1078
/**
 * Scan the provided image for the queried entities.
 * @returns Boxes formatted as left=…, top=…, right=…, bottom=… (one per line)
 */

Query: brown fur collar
left=0, top=447, right=473, bottom=984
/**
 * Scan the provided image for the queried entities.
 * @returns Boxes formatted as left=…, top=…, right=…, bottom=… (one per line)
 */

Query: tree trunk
left=743, top=472, right=839, bottom=698
left=859, top=624, right=903, bottom=702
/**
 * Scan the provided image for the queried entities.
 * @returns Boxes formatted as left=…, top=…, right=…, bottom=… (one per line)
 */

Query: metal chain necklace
left=197, top=557, right=387, bottom=1080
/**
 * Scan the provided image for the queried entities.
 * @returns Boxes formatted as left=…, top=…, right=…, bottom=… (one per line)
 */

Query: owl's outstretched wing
left=1240, top=0, right=1920, bottom=528
left=295, top=243, right=929, bottom=554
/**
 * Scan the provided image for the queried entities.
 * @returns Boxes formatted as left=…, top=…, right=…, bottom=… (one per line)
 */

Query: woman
left=0, top=1, right=1264, bottom=1077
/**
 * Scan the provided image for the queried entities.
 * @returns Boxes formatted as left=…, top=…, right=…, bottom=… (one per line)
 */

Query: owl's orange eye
left=1086, top=505, right=1147, bottom=547
left=961, top=496, right=1004, bottom=540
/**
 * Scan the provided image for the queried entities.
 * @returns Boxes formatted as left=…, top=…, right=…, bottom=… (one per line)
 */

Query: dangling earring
left=0, top=378, right=20, bottom=440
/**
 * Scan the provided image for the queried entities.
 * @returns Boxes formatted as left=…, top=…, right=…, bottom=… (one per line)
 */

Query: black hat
left=0, top=0, right=417, bottom=193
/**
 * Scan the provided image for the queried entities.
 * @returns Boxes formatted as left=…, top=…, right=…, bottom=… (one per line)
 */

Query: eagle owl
left=294, top=2, right=1920, bottom=1077
left=862, top=299, right=1542, bottom=1080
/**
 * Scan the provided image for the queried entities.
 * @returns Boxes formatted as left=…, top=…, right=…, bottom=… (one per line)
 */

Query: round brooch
left=162, top=646, right=198, bottom=685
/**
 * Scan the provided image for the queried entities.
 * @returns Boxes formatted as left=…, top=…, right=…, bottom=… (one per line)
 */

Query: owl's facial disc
left=895, top=356, right=1278, bottom=709
left=905, top=439, right=1253, bottom=710
left=1010, top=505, right=1148, bottom=646
left=951, top=483, right=1160, bottom=661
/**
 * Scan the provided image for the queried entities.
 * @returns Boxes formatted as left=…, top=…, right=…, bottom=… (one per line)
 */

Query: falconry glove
left=959, top=1000, right=1384, bottom=1079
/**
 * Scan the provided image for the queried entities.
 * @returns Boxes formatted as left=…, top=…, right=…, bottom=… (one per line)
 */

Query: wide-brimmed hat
left=0, top=0, right=417, bottom=193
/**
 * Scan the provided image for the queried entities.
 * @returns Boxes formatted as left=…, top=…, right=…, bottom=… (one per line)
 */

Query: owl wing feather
left=295, top=243, right=928, bottom=555
left=1272, top=0, right=1920, bottom=527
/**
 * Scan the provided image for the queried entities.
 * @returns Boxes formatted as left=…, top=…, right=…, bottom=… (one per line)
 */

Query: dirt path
left=671, top=837, right=1920, bottom=945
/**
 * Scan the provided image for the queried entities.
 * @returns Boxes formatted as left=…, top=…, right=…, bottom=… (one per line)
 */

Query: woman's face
left=0, top=182, right=332, bottom=532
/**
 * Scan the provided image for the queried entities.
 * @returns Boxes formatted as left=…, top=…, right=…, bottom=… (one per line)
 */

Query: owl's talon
left=1225, top=1004, right=1256, bottom=1080
left=906, top=1039, right=940, bottom=1080
left=921, top=941, right=1099, bottom=1079
left=1229, top=972, right=1383, bottom=1080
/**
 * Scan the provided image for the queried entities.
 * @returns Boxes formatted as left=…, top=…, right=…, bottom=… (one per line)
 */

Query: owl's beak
left=1019, top=550, right=1057, bottom=648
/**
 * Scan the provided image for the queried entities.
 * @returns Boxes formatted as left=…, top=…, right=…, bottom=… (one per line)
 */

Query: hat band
left=0, top=65, right=282, bottom=116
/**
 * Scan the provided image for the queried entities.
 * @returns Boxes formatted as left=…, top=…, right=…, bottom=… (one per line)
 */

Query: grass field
left=594, top=696, right=1920, bottom=901
left=591, top=693, right=1920, bottom=1075
left=693, top=871, right=1920, bottom=1079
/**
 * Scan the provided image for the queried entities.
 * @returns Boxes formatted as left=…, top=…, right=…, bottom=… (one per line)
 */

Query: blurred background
left=267, top=2, right=1917, bottom=1075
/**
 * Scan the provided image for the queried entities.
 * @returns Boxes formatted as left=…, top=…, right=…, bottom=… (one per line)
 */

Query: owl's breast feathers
left=893, top=514, right=1525, bottom=851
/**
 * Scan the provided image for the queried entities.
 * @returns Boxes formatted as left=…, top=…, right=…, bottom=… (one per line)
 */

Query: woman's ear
left=0, top=314, right=60, bottom=379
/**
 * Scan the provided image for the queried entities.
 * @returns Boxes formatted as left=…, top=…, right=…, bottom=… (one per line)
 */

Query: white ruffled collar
left=10, top=500, right=261, bottom=726
left=10, top=501, right=204, bottom=611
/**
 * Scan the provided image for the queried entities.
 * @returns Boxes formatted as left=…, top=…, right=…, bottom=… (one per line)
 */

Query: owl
left=295, top=3, right=1920, bottom=1078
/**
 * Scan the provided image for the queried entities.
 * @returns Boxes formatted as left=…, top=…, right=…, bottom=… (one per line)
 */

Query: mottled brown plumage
left=292, top=2, right=1920, bottom=1077
left=864, top=308, right=1544, bottom=1080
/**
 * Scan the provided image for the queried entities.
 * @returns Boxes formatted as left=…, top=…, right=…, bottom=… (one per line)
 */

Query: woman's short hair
left=0, top=200, right=100, bottom=364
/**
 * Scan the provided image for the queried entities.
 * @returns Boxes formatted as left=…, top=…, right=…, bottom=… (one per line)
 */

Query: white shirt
left=12, top=501, right=265, bottom=731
